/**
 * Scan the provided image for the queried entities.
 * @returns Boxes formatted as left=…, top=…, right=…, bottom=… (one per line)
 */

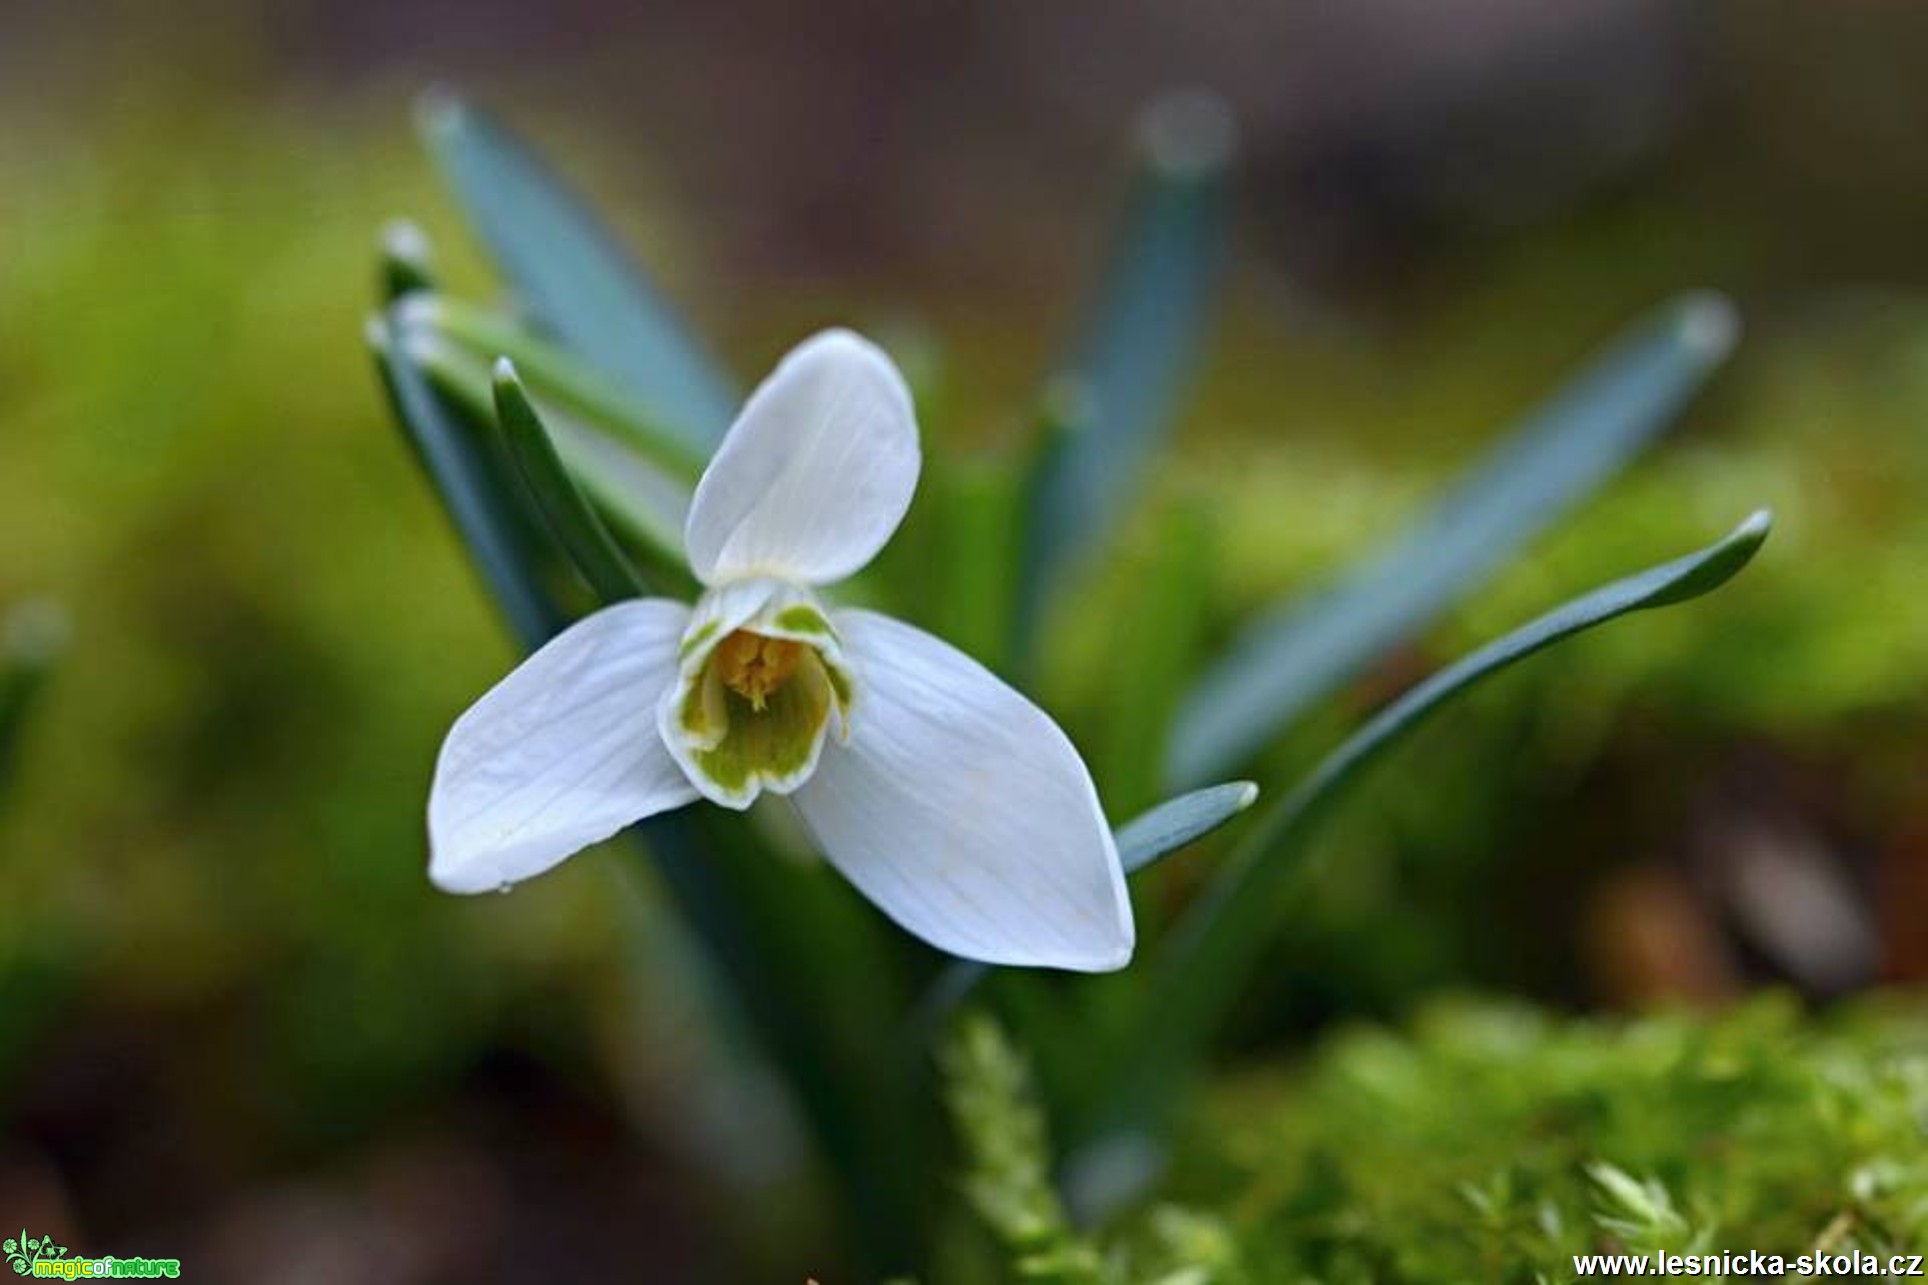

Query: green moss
left=947, top=997, right=1928, bottom=1283
left=940, top=1016, right=1109, bottom=1284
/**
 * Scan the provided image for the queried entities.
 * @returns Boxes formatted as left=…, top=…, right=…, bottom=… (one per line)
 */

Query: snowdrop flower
left=428, top=330, right=1134, bottom=971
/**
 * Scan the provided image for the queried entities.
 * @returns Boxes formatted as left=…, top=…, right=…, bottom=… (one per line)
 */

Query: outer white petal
left=429, top=599, right=698, bottom=894
left=792, top=610, right=1133, bottom=971
left=684, top=329, right=920, bottom=586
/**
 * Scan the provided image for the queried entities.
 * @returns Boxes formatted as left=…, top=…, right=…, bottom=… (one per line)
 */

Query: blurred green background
left=3, top=1, right=1927, bottom=1278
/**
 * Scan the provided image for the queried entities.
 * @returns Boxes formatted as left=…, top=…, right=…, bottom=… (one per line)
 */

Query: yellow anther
left=714, top=630, right=805, bottom=712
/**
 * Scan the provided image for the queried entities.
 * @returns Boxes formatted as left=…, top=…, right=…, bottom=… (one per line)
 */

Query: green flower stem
left=639, top=808, right=933, bottom=1274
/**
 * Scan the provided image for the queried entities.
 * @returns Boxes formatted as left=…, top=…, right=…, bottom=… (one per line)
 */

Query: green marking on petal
left=823, top=660, right=853, bottom=715
left=678, top=617, right=722, bottom=660
left=773, top=604, right=834, bottom=637
left=679, top=663, right=727, bottom=749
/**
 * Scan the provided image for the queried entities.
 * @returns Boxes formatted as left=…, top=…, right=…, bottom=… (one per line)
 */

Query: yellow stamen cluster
left=714, top=630, right=805, bottom=711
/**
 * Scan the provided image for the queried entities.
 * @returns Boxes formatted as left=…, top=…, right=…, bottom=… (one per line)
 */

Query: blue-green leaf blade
left=392, top=313, right=695, bottom=590
left=1018, top=92, right=1232, bottom=637
left=418, top=93, right=738, bottom=452
left=1166, top=292, right=1740, bottom=788
left=1117, top=780, right=1259, bottom=875
left=1093, top=511, right=1772, bottom=1150
left=406, top=293, right=709, bottom=480
left=546, top=421, right=695, bottom=583
left=1240, top=509, right=1769, bottom=862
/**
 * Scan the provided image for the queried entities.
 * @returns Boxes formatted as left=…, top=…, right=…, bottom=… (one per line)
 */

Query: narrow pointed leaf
left=395, top=316, right=694, bottom=588
left=905, top=780, right=1261, bottom=1034
left=493, top=360, right=648, bottom=603
left=1091, top=511, right=1772, bottom=1152
left=1017, top=91, right=1232, bottom=642
left=1166, top=292, right=1741, bottom=788
left=370, top=313, right=567, bottom=649
left=418, top=92, right=737, bottom=451
left=1115, top=780, right=1260, bottom=875
left=378, top=218, right=436, bottom=301
left=548, top=422, right=696, bottom=589
left=410, top=294, right=707, bottom=479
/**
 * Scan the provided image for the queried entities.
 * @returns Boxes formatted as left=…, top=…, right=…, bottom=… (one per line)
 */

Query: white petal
left=684, top=329, right=920, bottom=586
left=429, top=599, right=698, bottom=894
left=792, top=610, right=1133, bottom=971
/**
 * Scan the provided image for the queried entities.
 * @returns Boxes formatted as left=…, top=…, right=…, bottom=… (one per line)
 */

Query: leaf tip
left=381, top=214, right=431, bottom=257
left=394, top=289, right=441, bottom=327
left=1673, top=290, right=1740, bottom=362
left=1733, top=506, right=1774, bottom=548
left=1232, top=780, right=1261, bottom=811
left=413, top=85, right=469, bottom=144
left=1651, top=508, right=1774, bottom=607
left=490, top=358, right=537, bottom=426
left=1137, top=87, right=1238, bottom=180
left=379, top=218, right=437, bottom=300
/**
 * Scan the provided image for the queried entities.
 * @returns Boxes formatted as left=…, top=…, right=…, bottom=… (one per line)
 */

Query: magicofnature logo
left=4, top=1231, right=65, bottom=1276
left=4, top=1231, right=179, bottom=1279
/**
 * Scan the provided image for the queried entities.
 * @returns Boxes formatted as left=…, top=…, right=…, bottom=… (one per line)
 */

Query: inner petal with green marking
left=669, top=618, right=852, bottom=806
left=660, top=580, right=857, bottom=808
